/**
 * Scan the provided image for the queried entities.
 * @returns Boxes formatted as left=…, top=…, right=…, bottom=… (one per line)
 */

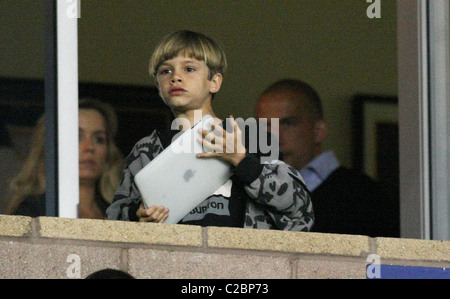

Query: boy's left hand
left=197, top=116, right=246, bottom=167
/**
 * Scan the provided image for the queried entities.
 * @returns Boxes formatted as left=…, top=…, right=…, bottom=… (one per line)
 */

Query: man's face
left=256, top=91, right=320, bottom=170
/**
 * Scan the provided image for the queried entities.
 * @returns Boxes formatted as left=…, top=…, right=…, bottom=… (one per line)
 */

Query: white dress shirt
left=299, top=151, right=340, bottom=192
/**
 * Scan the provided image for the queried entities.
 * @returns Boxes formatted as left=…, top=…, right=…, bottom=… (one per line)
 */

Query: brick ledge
left=0, top=215, right=448, bottom=262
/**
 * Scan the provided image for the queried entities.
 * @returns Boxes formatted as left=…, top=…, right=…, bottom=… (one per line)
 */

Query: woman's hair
left=7, top=98, right=123, bottom=214
left=7, top=116, right=46, bottom=214
left=149, top=30, right=227, bottom=80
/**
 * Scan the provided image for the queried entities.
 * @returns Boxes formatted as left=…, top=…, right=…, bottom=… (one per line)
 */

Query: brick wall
left=0, top=215, right=448, bottom=279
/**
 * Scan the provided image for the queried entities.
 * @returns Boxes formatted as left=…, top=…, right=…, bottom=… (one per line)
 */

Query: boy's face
left=155, top=55, right=222, bottom=113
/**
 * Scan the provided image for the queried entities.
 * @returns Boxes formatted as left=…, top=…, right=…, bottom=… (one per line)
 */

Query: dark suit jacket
left=310, top=166, right=399, bottom=237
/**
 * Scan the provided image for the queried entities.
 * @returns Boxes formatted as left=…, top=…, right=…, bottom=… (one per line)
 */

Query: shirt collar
left=301, top=151, right=340, bottom=181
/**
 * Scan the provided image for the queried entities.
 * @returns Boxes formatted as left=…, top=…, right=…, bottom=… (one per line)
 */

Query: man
left=255, top=79, right=399, bottom=237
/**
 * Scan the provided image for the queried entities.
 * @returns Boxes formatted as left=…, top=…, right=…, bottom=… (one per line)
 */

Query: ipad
left=134, top=114, right=232, bottom=224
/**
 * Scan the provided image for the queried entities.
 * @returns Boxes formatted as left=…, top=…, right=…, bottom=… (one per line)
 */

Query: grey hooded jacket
left=106, top=128, right=314, bottom=231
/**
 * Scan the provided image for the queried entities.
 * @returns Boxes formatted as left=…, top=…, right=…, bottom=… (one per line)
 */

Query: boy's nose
left=170, top=70, right=182, bottom=83
left=171, top=77, right=182, bottom=83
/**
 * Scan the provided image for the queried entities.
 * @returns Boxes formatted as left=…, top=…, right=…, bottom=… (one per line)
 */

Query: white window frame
left=398, top=0, right=449, bottom=240
left=46, top=0, right=79, bottom=218
left=429, top=0, right=450, bottom=241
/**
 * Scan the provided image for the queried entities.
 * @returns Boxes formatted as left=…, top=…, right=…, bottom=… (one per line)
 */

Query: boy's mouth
left=169, top=87, right=187, bottom=95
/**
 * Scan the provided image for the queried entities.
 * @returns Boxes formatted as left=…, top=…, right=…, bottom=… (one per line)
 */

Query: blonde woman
left=7, top=98, right=123, bottom=219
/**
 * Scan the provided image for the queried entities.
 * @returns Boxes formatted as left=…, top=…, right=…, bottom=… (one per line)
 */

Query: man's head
left=255, top=79, right=327, bottom=170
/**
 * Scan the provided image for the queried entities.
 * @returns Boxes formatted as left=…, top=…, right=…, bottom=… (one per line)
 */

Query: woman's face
left=78, top=109, right=108, bottom=184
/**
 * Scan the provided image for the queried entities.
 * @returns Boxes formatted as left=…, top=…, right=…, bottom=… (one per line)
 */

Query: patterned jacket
left=106, top=128, right=314, bottom=231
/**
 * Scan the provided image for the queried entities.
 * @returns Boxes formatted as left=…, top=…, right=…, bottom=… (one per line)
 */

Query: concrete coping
left=38, top=217, right=203, bottom=247
left=207, top=226, right=370, bottom=257
left=0, top=215, right=448, bottom=262
left=0, top=215, right=31, bottom=237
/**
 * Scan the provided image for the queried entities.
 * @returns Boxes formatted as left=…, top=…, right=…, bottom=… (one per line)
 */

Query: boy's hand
left=197, top=116, right=246, bottom=167
left=136, top=204, right=169, bottom=223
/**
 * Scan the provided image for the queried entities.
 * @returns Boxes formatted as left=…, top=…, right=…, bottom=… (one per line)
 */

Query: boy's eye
left=158, top=68, right=171, bottom=75
left=186, top=67, right=195, bottom=72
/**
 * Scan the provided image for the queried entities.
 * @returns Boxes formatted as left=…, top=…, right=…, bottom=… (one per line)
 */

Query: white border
left=57, top=0, right=79, bottom=218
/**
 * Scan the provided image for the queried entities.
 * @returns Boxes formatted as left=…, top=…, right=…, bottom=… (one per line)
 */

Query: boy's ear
left=209, top=73, right=223, bottom=94
left=314, top=119, right=328, bottom=144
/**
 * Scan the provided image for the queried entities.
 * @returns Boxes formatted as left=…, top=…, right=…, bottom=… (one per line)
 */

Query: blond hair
left=7, top=116, right=46, bottom=214
left=149, top=30, right=227, bottom=80
left=7, top=98, right=123, bottom=214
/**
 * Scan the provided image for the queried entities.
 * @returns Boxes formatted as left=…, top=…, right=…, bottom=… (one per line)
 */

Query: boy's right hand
left=136, top=204, right=169, bottom=223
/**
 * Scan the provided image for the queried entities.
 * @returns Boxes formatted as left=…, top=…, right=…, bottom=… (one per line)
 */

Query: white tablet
left=134, top=114, right=232, bottom=224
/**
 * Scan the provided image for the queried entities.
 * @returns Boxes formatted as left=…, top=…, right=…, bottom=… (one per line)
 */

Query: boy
left=106, top=30, right=314, bottom=231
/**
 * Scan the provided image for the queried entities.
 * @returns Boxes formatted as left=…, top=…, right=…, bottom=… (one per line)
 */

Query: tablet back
left=134, top=114, right=232, bottom=224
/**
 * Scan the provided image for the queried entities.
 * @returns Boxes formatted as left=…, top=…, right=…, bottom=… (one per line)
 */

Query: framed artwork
left=0, top=77, right=173, bottom=157
left=352, top=94, right=399, bottom=184
left=352, top=94, right=399, bottom=233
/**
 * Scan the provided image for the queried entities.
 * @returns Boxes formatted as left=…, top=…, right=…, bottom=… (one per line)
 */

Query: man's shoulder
left=331, top=166, right=375, bottom=180
left=311, top=165, right=390, bottom=210
left=319, top=166, right=381, bottom=191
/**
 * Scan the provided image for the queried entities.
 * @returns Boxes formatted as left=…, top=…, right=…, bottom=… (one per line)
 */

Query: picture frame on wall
left=351, top=94, right=399, bottom=197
